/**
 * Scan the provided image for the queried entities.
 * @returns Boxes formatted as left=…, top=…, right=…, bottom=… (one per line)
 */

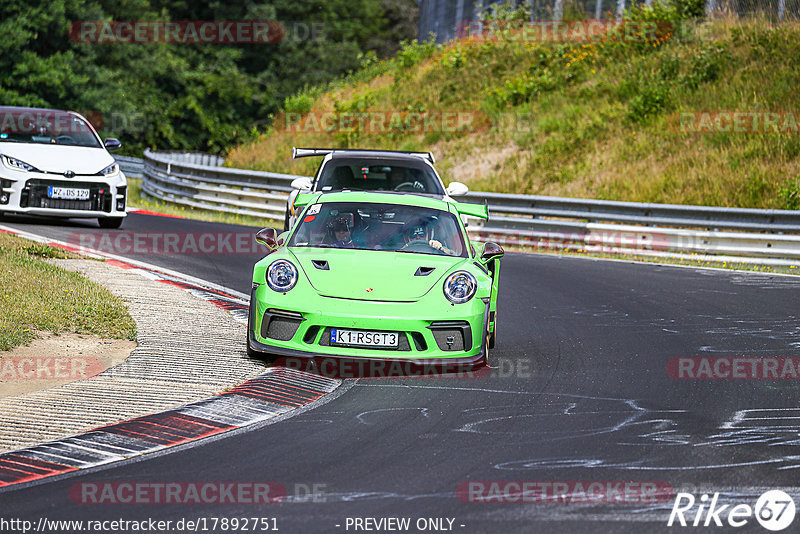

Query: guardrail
left=115, top=155, right=145, bottom=179
left=139, top=150, right=800, bottom=264
left=141, top=149, right=306, bottom=220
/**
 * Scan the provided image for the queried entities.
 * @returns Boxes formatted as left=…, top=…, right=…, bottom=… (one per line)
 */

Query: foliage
left=0, top=0, right=418, bottom=155
left=778, top=177, right=800, bottom=210
left=228, top=15, right=800, bottom=210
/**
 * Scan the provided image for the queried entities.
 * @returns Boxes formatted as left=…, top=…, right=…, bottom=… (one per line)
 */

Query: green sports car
left=247, top=191, right=503, bottom=373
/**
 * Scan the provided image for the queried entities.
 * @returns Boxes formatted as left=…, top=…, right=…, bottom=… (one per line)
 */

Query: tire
left=98, top=217, right=124, bottom=229
left=488, top=328, right=496, bottom=350
left=283, top=210, right=290, bottom=232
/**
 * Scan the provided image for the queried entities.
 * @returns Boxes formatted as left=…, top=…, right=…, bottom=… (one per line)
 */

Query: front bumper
left=0, top=171, right=127, bottom=218
left=247, top=285, right=488, bottom=371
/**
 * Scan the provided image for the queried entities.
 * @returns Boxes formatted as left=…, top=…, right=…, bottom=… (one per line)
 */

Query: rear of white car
left=284, top=147, right=469, bottom=230
left=0, top=106, right=127, bottom=228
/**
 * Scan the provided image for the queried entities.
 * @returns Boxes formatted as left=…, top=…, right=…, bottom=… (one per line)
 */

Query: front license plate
left=48, top=187, right=90, bottom=200
left=331, top=329, right=398, bottom=347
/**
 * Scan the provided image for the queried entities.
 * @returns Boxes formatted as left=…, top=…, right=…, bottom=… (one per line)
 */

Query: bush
left=671, top=0, right=705, bottom=20
left=395, top=37, right=442, bottom=72
left=682, top=45, right=728, bottom=88
left=778, top=177, right=800, bottom=210
left=628, top=80, right=673, bottom=122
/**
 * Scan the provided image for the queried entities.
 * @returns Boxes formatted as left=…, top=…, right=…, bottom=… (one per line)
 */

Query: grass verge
left=0, top=232, right=137, bottom=351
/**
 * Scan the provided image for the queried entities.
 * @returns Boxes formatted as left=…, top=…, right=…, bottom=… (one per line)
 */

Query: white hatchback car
left=0, top=106, right=127, bottom=228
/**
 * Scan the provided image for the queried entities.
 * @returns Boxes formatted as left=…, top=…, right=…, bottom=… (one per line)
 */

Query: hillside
left=227, top=8, right=800, bottom=209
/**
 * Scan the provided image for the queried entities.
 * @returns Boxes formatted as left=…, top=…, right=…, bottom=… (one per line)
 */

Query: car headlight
left=266, top=260, right=298, bottom=293
left=443, top=271, right=477, bottom=304
left=98, top=163, right=119, bottom=176
left=1, top=155, right=40, bottom=173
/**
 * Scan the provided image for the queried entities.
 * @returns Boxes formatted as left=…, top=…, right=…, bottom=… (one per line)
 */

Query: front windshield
left=315, top=158, right=444, bottom=195
left=289, top=202, right=467, bottom=257
left=0, top=109, right=101, bottom=148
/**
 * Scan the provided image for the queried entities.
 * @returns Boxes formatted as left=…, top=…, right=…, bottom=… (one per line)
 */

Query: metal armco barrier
left=139, top=150, right=800, bottom=263
left=115, top=155, right=145, bottom=179
left=142, top=149, right=306, bottom=219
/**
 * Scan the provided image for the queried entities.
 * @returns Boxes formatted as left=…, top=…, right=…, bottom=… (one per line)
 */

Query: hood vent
left=414, top=266, right=435, bottom=277
left=312, top=260, right=329, bottom=270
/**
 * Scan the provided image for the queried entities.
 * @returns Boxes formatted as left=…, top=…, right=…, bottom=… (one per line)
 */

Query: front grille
left=303, top=326, right=321, bottom=344
left=21, top=180, right=112, bottom=212
left=428, top=321, right=472, bottom=351
left=319, top=327, right=411, bottom=351
left=261, top=309, right=304, bottom=341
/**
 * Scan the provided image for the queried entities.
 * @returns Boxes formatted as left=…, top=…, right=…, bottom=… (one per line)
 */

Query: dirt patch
left=0, top=332, right=136, bottom=398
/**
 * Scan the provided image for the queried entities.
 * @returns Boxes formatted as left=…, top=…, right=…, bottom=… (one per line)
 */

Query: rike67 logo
left=668, top=490, right=796, bottom=531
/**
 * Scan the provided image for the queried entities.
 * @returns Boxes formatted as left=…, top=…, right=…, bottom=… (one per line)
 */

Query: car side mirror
left=480, top=242, right=504, bottom=264
left=255, top=228, right=279, bottom=253
left=104, top=138, right=122, bottom=151
left=290, top=177, right=312, bottom=190
left=446, top=182, right=469, bottom=196
left=277, top=231, right=289, bottom=246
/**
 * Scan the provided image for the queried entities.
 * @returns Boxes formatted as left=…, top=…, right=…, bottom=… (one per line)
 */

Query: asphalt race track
left=2, top=212, right=800, bottom=533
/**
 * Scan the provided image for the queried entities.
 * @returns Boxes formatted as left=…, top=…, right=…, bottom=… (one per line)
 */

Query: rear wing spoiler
left=453, top=202, right=489, bottom=220
left=293, top=192, right=321, bottom=210
left=292, top=147, right=435, bottom=164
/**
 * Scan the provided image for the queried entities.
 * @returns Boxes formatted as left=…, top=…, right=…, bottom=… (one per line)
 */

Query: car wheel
left=98, top=217, right=124, bottom=229
left=488, top=328, right=496, bottom=350
left=283, top=210, right=290, bottom=232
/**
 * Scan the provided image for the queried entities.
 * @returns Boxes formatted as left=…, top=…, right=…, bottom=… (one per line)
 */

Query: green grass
left=226, top=12, right=800, bottom=210
left=127, top=178, right=274, bottom=227
left=0, top=233, right=137, bottom=351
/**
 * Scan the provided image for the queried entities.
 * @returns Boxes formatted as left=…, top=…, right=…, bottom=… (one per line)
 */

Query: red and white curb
left=0, top=368, right=338, bottom=488
left=0, top=224, right=341, bottom=488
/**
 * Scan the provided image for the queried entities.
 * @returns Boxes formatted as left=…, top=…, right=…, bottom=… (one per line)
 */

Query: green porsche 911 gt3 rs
left=247, top=191, right=503, bottom=371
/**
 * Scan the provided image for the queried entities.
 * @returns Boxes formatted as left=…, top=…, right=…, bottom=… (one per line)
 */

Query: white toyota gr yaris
left=0, top=106, right=127, bottom=228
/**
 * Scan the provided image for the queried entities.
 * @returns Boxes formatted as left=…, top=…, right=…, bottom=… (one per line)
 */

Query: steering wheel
left=55, top=135, right=76, bottom=145
left=400, top=240, right=438, bottom=253
left=393, top=181, right=425, bottom=192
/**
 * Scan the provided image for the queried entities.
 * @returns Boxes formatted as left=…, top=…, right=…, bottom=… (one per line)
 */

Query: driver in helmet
left=404, top=218, right=456, bottom=255
left=327, top=215, right=355, bottom=248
